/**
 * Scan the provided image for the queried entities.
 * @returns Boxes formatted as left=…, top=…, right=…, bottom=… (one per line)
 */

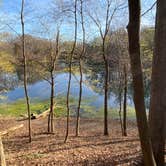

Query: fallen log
left=36, top=109, right=50, bottom=119
left=0, top=124, right=24, bottom=137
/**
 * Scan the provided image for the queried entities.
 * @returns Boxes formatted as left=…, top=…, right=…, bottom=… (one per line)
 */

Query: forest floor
left=1, top=117, right=145, bottom=166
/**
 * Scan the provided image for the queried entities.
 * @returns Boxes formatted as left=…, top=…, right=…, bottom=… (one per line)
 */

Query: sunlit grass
left=0, top=97, right=136, bottom=119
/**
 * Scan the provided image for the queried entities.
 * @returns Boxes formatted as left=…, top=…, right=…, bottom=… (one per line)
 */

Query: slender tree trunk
left=149, top=1, right=166, bottom=165
left=123, top=65, right=127, bottom=136
left=50, top=73, right=54, bottom=133
left=127, top=0, right=156, bottom=165
left=48, top=111, right=51, bottom=133
left=75, top=0, right=85, bottom=137
left=64, top=65, right=72, bottom=143
left=102, top=38, right=109, bottom=136
left=47, top=30, right=59, bottom=133
left=21, top=0, right=32, bottom=143
left=48, top=71, right=54, bottom=133
left=64, top=0, right=77, bottom=143
left=119, top=90, right=124, bottom=135
left=104, top=58, right=109, bottom=136
left=76, top=60, right=83, bottom=136
left=118, top=70, right=124, bottom=135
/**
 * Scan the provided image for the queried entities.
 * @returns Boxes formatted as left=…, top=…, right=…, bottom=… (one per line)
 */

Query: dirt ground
left=1, top=117, right=144, bottom=166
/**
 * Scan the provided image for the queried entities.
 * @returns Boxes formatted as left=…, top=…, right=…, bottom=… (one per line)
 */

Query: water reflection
left=3, top=72, right=133, bottom=108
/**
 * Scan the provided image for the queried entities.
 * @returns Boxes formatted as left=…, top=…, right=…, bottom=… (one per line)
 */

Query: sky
left=0, top=0, right=156, bottom=41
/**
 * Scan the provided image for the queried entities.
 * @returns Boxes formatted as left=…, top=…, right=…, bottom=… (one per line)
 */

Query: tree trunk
left=127, top=0, right=156, bottom=165
left=21, top=0, right=32, bottom=143
left=47, top=112, right=51, bottom=133
left=75, top=0, right=85, bottom=137
left=64, top=0, right=77, bottom=143
left=149, top=1, right=166, bottom=165
left=104, top=59, right=109, bottom=136
left=76, top=60, right=83, bottom=136
left=102, top=38, right=109, bottom=136
left=123, top=65, right=127, bottom=136
left=119, top=90, right=124, bottom=135
left=48, top=71, right=54, bottom=133
left=47, top=30, right=59, bottom=133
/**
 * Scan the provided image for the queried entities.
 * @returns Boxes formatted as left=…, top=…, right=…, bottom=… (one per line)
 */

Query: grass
left=0, top=97, right=136, bottom=119
left=0, top=99, right=49, bottom=117
left=94, top=106, right=136, bottom=119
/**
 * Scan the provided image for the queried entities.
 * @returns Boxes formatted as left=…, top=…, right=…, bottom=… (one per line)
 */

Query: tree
left=75, top=0, right=86, bottom=137
left=149, top=0, right=166, bottom=165
left=122, top=64, right=127, bottom=136
left=112, top=29, right=129, bottom=136
left=89, top=0, right=118, bottom=136
left=47, top=30, right=60, bottom=133
left=127, top=0, right=156, bottom=165
left=21, top=0, right=32, bottom=143
left=64, top=0, right=78, bottom=143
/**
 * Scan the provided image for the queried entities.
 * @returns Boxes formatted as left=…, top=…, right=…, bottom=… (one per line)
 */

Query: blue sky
left=0, top=0, right=156, bottom=41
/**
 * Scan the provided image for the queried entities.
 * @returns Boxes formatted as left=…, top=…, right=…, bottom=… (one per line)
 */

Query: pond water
left=3, top=72, right=132, bottom=108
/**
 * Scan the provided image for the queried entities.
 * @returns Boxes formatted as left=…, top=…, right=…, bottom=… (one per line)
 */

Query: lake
left=2, top=72, right=132, bottom=108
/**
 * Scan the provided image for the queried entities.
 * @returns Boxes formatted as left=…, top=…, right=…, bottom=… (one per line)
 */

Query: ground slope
left=1, top=118, right=146, bottom=165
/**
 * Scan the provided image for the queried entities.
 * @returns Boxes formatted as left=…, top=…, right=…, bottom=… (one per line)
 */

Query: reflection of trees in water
left=84, top=62, right=151, bottom=108
left=0, top=73, right=19, bottom=93
left=84, top=61, right=120, bottom=101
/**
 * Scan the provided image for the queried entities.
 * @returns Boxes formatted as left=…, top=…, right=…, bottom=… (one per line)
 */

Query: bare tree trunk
left=47, top=30, right=59, bottom=133
left=50, top=73, right=54, bottom=133
left=75, top=60, right=83, bottom=136
left=75, top=0, right=85, bottom=137
left=48, top=71, right=54, bottom=133
left=21, top=0, right=32, bottom=143
left=48, top=112, right=51, bottom=133
left=104, top=57, right=109, bottom=136
left=64, top=0, right=77, bottom=143
left=64, top=65, right=71, bottom=143
left=123, top=65, right=127, bottom=136
left=149, top=1, right=166, bottom=165
left=118, top=70, right=124, bottom=135
left=127, top=0, right=156, bottom=165
left=119, top=91, right=124, bottom=135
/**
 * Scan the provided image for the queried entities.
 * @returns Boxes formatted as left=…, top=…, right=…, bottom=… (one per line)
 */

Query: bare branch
left=141, top=1, right=156, bottom=17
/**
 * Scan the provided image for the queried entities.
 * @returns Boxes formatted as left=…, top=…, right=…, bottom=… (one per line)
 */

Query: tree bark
left=50, top=73, right=54, bottom=133
left=64, top=0, right=77, bottom=143
left=47, top=30, right=59, bottom=133
left=75, top=0, right=85, bottom=137
left=123, top=65, right=127, bottom=136
left=76, top=60, right=83, bottom=136
left=127, top=0, right=156, bottom=165
left=119, top=91, right=124, bottom=135
left=149, top=1, right=166, bottom=165
left=104, top=57, right=109, bottom=136
left=48, top=71, right=54, bottom=133
left=21, top=0, right=32, bottom=143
